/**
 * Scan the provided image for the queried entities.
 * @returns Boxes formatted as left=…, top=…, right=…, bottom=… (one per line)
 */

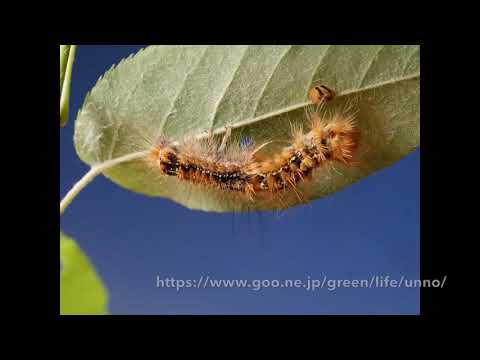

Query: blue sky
left=60, top=45, right=420, bottom=315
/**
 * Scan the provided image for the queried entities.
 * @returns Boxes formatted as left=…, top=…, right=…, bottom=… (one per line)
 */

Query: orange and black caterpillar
left=148, top=111, right=360, bottom=202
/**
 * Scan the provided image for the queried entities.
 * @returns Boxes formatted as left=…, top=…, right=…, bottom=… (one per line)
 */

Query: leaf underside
left=74, top=45, right=420, bottom=212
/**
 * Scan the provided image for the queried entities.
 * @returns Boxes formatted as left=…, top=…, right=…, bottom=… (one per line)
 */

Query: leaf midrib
left=194, top=71, right=420, bottom=141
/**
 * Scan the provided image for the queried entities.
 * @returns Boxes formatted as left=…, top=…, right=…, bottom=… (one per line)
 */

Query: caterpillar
left=308, top=84, right=336, bottom=105
left=147, top=90, right=360, bottom=204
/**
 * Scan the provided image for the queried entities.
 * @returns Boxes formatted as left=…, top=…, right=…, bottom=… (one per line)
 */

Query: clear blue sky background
left=60, top=45, right=420, bottom=315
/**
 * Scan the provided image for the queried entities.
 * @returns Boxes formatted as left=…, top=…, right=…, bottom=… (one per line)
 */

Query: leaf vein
left=251, top=45, right=293, bottom=117
left=156, top=46, right=210, bottom=139
left=358, top=46, right=384, bottom=88
left=210, top=46, right=249, bottom=130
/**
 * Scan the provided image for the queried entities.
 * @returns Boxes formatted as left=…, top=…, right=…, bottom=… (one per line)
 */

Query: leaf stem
left=60, top=45, right=77, bottom=127
left=60, top=151, right=149, bottom=216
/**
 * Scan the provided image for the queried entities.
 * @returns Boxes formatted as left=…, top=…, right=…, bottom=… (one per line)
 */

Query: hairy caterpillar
left=146, top=87, right=360, bottom=205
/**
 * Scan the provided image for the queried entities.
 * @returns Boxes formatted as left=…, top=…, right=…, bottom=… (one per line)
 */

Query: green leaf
left=60, top=231, right=108, bottom=315
left=74, top=45, right=420, bottom=212
left=60, top=45, right=76, bottom=127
